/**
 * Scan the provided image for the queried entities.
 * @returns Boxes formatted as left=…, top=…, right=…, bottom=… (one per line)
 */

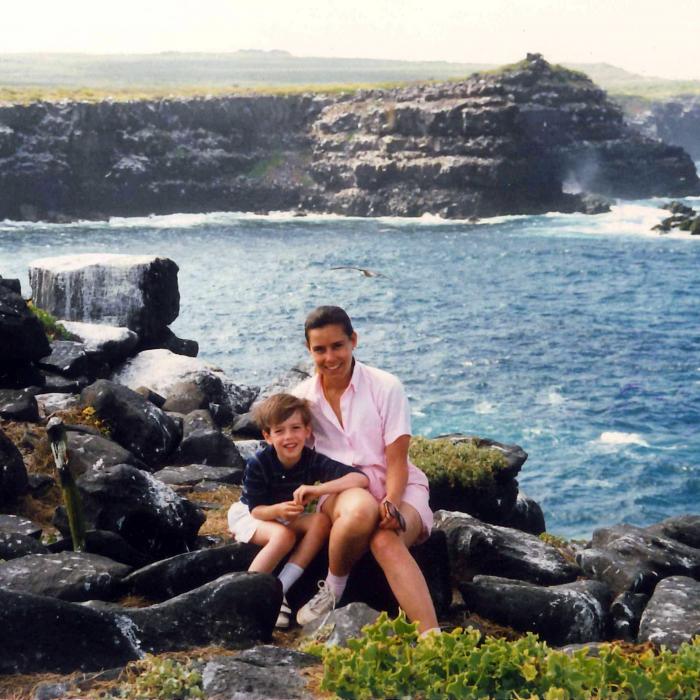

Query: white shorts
left=227, top=501, right=261, bottom=543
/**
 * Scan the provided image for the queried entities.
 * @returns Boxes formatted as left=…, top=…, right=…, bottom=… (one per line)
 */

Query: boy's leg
left=286, top=512, right=331, bottom=569
left=248, top=521, right=297, bottom=574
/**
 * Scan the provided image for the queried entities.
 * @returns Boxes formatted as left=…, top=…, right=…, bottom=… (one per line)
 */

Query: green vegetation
left=118, top=655, right=203, bottom=699
left=308, top=612, right=700, bottom=700
left=480, top=57, right=590, bottom=84
left=409, top=435, right=508, bottom=489
left=27, top=301, right=73, bottom=341
left=247, top=152, right=285, bottom=179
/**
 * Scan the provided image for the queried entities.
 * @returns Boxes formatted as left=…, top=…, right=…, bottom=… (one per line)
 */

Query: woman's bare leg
left=248, top=521, right=296, bottom=573
left=287, top=513, right=331, bottom=569
left=322, top=487, right=379, bottom=576
left=369, top=503, right=439, bottom=634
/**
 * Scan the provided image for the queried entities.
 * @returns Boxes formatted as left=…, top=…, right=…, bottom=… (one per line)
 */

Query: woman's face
left=306, top=323, right=357, bottom=382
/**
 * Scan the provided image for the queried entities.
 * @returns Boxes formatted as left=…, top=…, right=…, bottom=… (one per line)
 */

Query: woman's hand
left=276, top=501, right=304, bottom=521
left=378, top=499, right=405, bottom=531
left=293, top=483, right=322, bottom=506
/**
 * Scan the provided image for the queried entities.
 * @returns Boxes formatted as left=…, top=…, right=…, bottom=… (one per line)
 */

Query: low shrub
left=311, top=612, right=700, bottom=699
left=117, top=655, right=203, bottom=699
left=27, top=301, right=74, bottom=341
left=409, top=435, right=507, bottom=489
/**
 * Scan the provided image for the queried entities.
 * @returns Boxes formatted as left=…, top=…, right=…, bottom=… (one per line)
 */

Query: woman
left=293, top=305, right=439, bottom=635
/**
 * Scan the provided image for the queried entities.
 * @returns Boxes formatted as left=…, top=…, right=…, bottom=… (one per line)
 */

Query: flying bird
left=331, top=266, right=387, bottom=278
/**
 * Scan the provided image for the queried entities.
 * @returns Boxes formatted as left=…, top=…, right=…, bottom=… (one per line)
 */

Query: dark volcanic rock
left=637, top=576, right=700, bottom=650
left=54, top=462, right=205, bottom=557
left=0, top=278, right=50, bottom=361
left=48, top=529, right=151, bottom=568
left=500, top=490, right=546, bottom=535
left=66, top=430, right=148, bottom=476
left=0, top=387, right=40, bottom=422
left=610, top=591, right=649, bottom=642
left=154, top=463, right=244, bottom=488
left=81, top=379, right=181, bottom=467
left=459, top=576, right=614, bottom=646
left=203, top=646, right=319, bottom=700
left=0, top=531, right=49, bottom=559
left=301, top=602, right=381, bottom=646
left=434, top=510, right=581, bottom=585
left=0, top=589, right=140, bottom=674
left=0, top=513, right=42, bottom=538
left=60, top=320, right=139, bottom=364
left=0, top=426, right=29, bottom=502
left=646, top=514, right=700, bottom=549
left=578, top=523, right=700, bottom=594
left=117, top=572, right=280, bottom=653
left=122, top=542, right=259, bottom=600
left=171, top=428, right=245, bottom=468
left=29, top=254, right=179, bottom=339
left=0, top=551, right=131, bottom=601
left=38, top=340, right=93, bottom=377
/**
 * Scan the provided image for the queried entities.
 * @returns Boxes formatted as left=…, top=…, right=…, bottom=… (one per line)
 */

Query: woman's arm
left=293, top=472, right=368, bottom=505
left=380, top=433, right=410, bottom=529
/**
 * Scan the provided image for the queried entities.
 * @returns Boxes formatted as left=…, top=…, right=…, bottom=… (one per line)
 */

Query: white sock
left=278, top=562, right=304, bottom=594
left=325, top=571, right=349, bottom=599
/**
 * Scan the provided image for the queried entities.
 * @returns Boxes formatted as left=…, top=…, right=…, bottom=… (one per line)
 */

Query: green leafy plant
left=27, top=301, right=74, bottom=341
left=118, top=655, right=204, bottom=699
left=313, top=612, right=700, bottom=699
left=409, top=435, right=508, bottom=489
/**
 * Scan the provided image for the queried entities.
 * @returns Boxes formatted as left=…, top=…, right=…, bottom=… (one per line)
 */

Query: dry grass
left=187, top=484, right=241, bottom=539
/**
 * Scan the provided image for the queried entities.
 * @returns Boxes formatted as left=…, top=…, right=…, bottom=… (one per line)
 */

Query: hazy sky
left=4, top=0, right=699, bottom=80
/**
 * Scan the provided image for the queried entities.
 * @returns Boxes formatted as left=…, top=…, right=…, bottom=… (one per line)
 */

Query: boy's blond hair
left=253, top=393, right=312, bottom=433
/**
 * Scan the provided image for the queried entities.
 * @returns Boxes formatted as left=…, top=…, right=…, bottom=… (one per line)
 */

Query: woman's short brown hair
left=304, top=305, right=354, bottom=342
left=253, top=393, right=312, bottom=433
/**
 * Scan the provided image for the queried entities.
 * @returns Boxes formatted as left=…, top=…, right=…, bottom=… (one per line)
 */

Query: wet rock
left=610, top=591, right=649, bottom=642
left=0, top=551, right=131, bottom=601
left=578, top=523, right=700, bottom=594
left=646, top=514, right=700, bottom=549
left=434, top=510, right=581, bottom=585
left=29, top=254, right=180, bottom=339
left=122, top=542, right=258, bottom=600
left=0, top=589, right=140, bottom=674
left=115, top=572, right=280, bottom=653
left=66, top=430, right=148, bottom=476
left=0, top=426, right=29, bottom=502
left=60, top=320, right=139, bottom=364
left=54, top=462, right=205, bottom=558
left=0, top=531, right=49, bottom=559
left=48, top=529, right=151, bottom=568
left=38, top=340, right=94, bottom=377
left=81, top=379, right=181, bottom=467
left=0, top=386, right=40, bottom=421
left=638, top=576, right=700, bottom=650
left=154, top=463, right=244, bottom=488
left=301, top=602, right=381, bottom=646
left=0, top=278, right=50, bottom=361
left=459, top=576, right=613, bottom=646
left=0, top=513, right=42, bottom=538
left=203, top=646, right=318, bottom=700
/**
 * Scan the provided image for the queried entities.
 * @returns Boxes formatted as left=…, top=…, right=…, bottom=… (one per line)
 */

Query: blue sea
left=1, top=198, right=699, bottom=539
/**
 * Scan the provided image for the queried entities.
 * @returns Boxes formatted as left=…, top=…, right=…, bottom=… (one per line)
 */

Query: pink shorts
left=320, top=463, right=433, bottom=545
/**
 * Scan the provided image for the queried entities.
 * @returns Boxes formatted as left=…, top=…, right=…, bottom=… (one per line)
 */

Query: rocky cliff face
left=1, top=54, right=697, bottom=222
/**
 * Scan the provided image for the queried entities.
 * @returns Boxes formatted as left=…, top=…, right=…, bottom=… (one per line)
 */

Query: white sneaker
left=275, top=596, right=292, bottom=629
left=296, top=581, right=336, bottom=626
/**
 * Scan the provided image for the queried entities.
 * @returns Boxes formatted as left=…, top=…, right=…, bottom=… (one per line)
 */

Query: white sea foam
left=474, top=400, right=495, bottom=414
left=547, top=390, right=565, bottom=405
left=597, top=431, right=650, bottom=447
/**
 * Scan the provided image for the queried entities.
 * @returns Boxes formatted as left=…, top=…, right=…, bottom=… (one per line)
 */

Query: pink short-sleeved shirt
left=292, top=360, right=430, bottom=502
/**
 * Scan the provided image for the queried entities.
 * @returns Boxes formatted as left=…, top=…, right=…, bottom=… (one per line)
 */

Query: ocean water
left=1, top=198, right=699, bottom=539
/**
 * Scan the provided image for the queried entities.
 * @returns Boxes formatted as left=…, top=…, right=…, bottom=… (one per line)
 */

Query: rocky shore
left=0, top=54, right=698, bottom=223
left=1, top=254, right=699, bottom=698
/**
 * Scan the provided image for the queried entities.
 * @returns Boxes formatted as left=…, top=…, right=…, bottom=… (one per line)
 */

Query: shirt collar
left=310, top=358, right=362, bottom=397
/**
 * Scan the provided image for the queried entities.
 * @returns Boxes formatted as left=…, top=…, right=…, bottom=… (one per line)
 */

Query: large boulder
left=154, top=463, right=244, bottom=488
left=0, top=387, right=40, bottom=422
left=459, top=576, right=614, bottom=646
left=0, top=589, right=141, bottom=674
left=48, top=529, right=151, bottom=568
left=0, top=513, right=42, bottom=538
left=81, top=379, right=181, bottom=468
left=28, top=254, right=179, bottom=339
left=0, top=551, right=131, bottom=601
left=170, top=410, right=245, bottom=468
left=59, top=320, right=139, bottom=365
left=54, top=463, right=205, bottom=557
left=38, top=340, right=94, bottom=378
left=637, top=576, right=700, bottom=650
left=0, top=426, right=29, bottom=502
left=122, top=542, right=259, bottom=600
left=0, top=277, right=50, bottom=361
left=0, top=531, right=49, bottom=559
left=578, top=523, right=700, bottom=594
left=434, top=510, right=581, bottom=586
left=301, top=602, right=381, bottom=647
left=65, top=430, right=148, bottom=476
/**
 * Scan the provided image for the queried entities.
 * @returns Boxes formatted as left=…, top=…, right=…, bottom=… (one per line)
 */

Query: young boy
left=227, top=393, right=368, bottom=628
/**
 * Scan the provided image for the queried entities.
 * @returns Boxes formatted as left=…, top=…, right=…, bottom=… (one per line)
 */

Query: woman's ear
left=350, top=331, right=358, bottom=348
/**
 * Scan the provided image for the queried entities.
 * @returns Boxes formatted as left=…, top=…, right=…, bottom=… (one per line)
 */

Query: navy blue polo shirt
left=241, top=444, right=363, bottom=509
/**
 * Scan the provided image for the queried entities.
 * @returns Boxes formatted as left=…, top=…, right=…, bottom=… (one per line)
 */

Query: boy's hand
left=276, top=501, right=304, bottom=520
left=293, top=483, right=321, bottom=505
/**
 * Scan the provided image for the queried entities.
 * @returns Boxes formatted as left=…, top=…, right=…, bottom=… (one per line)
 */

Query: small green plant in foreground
left=409, top=435, right=508, bottom=489
left=117, top=655, right=203, bottom=699
left=27, top=301, right=73, bottom=341
left=308, top=612, right=700, bottom=699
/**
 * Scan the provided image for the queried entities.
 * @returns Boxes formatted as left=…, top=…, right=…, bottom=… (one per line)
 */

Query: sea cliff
left=0, top=54, right=697, bottom=222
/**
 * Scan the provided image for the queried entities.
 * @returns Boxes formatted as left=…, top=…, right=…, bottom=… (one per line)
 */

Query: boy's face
left=263, top=409, right=312, bottom=468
